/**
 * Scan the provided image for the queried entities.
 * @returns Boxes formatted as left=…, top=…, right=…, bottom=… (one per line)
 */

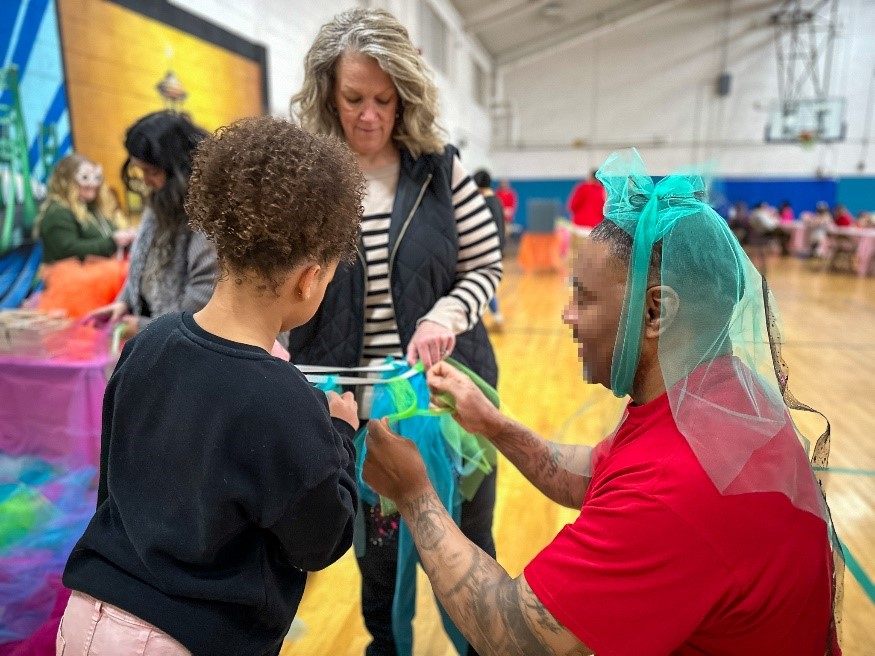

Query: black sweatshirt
left=63, top=312, right=357, bottom=656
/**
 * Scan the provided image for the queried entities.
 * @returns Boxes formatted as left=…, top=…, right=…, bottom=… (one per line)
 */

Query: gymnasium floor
left=282, top=255, right=875, bottom=655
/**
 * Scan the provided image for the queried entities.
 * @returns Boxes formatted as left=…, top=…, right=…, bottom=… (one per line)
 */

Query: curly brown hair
left=186, top=116, right=364, bottom=291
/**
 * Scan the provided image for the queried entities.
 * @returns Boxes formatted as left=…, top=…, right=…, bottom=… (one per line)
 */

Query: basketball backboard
left=764, top=97, right=846, bottom=143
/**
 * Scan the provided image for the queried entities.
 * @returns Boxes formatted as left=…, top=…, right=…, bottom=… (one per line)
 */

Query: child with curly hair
left=59, top=116, right=366, bottom=656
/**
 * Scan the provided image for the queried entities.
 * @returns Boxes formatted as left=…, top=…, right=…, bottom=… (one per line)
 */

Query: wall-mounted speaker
left=717, top=72, right=732, bottom=97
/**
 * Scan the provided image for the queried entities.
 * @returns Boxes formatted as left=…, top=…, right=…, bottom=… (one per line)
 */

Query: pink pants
left=57, top=591, right=191, bottom=655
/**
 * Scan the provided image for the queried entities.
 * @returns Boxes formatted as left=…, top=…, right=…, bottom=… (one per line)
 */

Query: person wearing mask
left=34, top=154, right=134, bottom=263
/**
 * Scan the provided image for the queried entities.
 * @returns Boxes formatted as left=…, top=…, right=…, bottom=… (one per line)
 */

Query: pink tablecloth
left=0, top=355, right=108, bottom=467
left=858, top=233, right=875, bottom=276
left=780, top=222, right=809, bottom=255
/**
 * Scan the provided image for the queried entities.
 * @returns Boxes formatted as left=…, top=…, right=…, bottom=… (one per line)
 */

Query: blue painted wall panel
left=836, top=178, right=875, bottom=215
left=1, top=0, right=71, bottom=181
left=719, top=179, right=836, bottom=215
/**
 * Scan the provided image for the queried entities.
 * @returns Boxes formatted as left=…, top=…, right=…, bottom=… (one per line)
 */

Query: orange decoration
left=37, top=258, right=128, bottom=319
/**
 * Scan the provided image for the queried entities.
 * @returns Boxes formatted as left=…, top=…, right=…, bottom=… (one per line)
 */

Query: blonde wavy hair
left=291, top=8, right=445, bottom=158
left=35, top=154, right=123, bottom=235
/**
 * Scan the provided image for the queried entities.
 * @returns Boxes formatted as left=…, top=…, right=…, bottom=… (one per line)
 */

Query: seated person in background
left=34, top=154, right=135, bottom=263
left=750, top=201, right=790, bottom=255
left=60, top=117, right=365, bottom=656
left=363, top=151, right=840, bottom=656
left=727, top=200, right=750, bottom=243
left=750, top=201, right=778, bottom=232
left=857, top=211, right=875, bottom=227
left=779, top=200, right=795, bottom=223
left=808, top=202, right=835, bottom=255
left=833, top=204, right=854, bottom=227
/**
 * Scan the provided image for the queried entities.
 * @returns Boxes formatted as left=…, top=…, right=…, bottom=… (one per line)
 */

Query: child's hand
left=327, top=391, right=358, bottom=429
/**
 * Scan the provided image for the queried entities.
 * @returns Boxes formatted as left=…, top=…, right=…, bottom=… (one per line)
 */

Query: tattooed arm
left=490, top=419, right=592, bottom=509
left=427, top=363, right=592, bottom=508
left=363, top=420, right=592, bottom=656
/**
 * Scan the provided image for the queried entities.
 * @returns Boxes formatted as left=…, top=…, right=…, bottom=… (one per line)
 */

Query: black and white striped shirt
left=360, top=155, right=503, bottom=365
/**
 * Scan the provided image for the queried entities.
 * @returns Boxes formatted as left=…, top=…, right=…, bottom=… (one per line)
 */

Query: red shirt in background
left=834, top=210, right=853, bottom=227
left=495, top=187, right=518, bottom=224
left=568, top=180, right=606, bottom=228
left=525, top=391, right=835, bottom=656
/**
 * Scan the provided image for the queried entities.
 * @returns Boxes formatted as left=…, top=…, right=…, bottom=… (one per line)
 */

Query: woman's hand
left=112, top=229, right=136, bottom=249
left=84, top=301, right=129, bottom=327
left=406, top=320, right=455, bottom=370
left=118, top=315, right=140, bottom=339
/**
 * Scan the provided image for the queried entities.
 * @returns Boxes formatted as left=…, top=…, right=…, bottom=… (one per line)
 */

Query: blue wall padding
left=719, top=179, right=837, bottom=215
left=505, top=176, right=875, bottom=229
left=836, top=178, right=875, bottom=215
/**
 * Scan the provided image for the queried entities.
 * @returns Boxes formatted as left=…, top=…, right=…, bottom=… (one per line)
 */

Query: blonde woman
left=288, top=8, right=502, bottom=655
left=35, top=154, right=134, bottom=263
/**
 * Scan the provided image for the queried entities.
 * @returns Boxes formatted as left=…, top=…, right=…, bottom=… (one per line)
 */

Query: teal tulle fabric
left=324, top=359, right=497, bottom=656
left=595, top=149, right=843, bottom=652
left=0, top=456, right=96, bottom=643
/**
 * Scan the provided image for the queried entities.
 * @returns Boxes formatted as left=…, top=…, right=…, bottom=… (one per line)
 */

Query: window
left=421, top=3, right=449, bottom=75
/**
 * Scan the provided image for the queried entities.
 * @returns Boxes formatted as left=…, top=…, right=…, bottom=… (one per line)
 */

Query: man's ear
left=295, top=264, right=323, bottom=302
left=644, top=285, right=679, bottom=338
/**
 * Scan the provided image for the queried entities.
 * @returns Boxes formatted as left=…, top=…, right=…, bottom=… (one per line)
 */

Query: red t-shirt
left=525, top=393, right=835, bottom=656
left=834, top=212, right=853, bottom=227
left=495, top=188, right=518, bottom=223
left=568, top=181, right=606, bottom=228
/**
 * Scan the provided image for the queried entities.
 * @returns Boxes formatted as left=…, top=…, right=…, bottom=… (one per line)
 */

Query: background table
left=0, top=354, right=109, bottom=467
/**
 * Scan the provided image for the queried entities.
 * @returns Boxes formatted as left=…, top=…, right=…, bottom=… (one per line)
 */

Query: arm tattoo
left=401, top=491, right=591, bottom=656
left=416, top=509, right=447, bottom=550
left=494, top=421, right=592, bottom=508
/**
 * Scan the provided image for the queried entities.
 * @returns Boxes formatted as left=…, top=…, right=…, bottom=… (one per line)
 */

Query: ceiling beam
left=495, top=0, right=691, bottom=70
left=466, top=0, right=553, bottom=34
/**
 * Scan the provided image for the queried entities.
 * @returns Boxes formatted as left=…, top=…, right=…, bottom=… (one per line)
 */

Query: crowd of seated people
left=727, top=199, right=872, bottom=257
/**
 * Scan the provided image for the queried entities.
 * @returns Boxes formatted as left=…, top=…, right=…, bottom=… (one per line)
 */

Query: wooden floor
left=282, top=256, right=875, bottom=656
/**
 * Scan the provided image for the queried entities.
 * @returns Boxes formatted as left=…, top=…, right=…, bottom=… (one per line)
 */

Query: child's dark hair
left=186, top=116, right=364, bottom=291
left=472, top=169, right=492, bottom=189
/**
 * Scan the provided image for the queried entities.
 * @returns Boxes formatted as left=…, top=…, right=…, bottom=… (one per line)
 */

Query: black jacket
left=287, top=145, right=498, bottom=386
left=64, top=313, right=357, bottom=656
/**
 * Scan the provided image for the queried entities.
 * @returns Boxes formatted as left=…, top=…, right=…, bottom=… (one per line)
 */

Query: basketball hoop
left=799, top=130, right=817, bottom=150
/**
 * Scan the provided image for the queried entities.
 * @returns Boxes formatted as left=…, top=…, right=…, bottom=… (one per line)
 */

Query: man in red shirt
left=495, top=179, right=518, bottom=225
left=363, top=156, right=839, bottom=656
left=568, top=169, right=606, bottom=230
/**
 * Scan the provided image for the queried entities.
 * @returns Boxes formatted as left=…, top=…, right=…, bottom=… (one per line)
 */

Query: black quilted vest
left=286, top=145, right=498, bottom=386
